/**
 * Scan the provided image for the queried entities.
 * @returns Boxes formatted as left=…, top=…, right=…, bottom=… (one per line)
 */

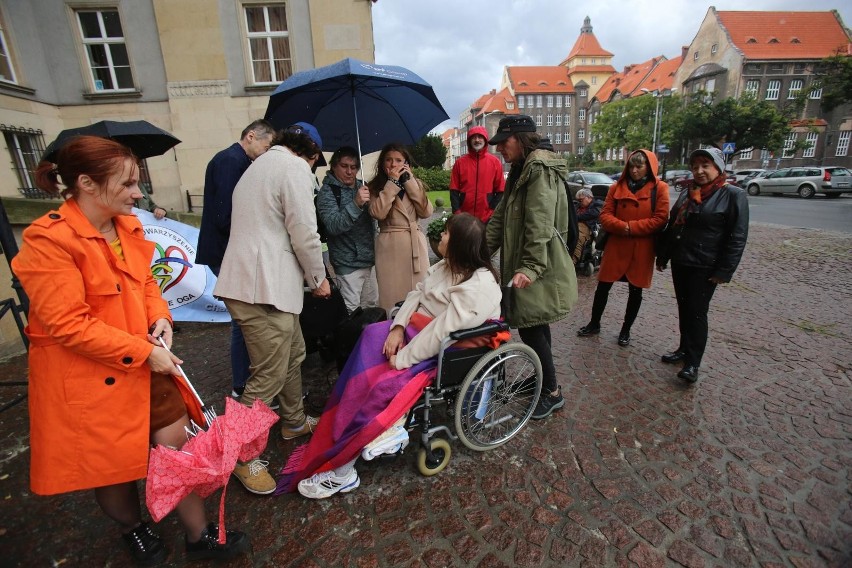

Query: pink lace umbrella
left=146, top=397, right=279, bottom=543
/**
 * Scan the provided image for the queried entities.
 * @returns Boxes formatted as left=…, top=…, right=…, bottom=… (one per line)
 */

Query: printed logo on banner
left=144, top=225, right=208, bottom=310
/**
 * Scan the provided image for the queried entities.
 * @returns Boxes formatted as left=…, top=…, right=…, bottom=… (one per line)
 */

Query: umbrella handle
left=158, top=337, right=206, bottom=407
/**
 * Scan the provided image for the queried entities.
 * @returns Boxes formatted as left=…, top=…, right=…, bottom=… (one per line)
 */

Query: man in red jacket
left=450, top=125, right=505, bottom=223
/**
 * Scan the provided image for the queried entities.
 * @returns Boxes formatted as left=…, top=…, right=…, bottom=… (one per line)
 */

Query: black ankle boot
left=185, top=523, right=250, bottom=561
left=122, top=522, right=168, bottom=567
left=577, top=323, right=601, bottom=337
left=618, top=328, right=630, bottom=347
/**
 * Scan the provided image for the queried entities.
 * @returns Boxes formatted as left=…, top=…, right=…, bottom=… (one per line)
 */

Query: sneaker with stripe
left=297, top=468, right=360, bottom=499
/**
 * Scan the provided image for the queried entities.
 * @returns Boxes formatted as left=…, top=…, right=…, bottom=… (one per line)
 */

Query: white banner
left=134, top=208, right=230, bottom=322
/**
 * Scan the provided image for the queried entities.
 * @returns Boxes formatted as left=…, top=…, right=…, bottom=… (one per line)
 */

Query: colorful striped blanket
left=276, top=318, right=435, bottom=493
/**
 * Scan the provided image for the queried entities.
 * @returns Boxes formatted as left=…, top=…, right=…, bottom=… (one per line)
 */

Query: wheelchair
left=575, top=223, right=602, bottom=277
left=402, top=321, right=543, bottom=476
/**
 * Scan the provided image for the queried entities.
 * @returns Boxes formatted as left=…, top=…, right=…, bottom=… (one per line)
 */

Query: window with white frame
left=518, top=95, right=525, bottom=109
left=565, top=96, right=571, bottom=107
left=555, top=132, right=562, bottom=144
left=618, top=148, right=624, bottom=160
left=546, top=95, right=553, bottom=107
left=765, top=80, right=780, bottom=100
left=76, top=9, right=134, bottom=91
left=835, top=130, right=849, bottom=157
left=782, top=133, right=797, bottom=157
left=809, top=83, right=822, bottom=99
left=535, top=114, right=542, bottom=126
left=244, top=4, right=292, bottom=85
left=579, top=109, right=586, bottom=121
left=760, top=148, right=771, bottom=160
left=555, top=96, right=562, bottom=108
left=555, top=114, right=562, bottom=126
left=536, top=95, right=542, bottom=108
left=546, top=131, right=552, bottom=142
left=744, top=80, right=759, bottom=97
left=564, top=115, right=570, bottom=126
left=0, top=15, right=17, bottom=83
left=740, top=147, right=753, bottom=160
left=802, top=132, right=818, bottom=158
left=591, top=76, right=596, bottom=85
left=578, top=88, right=587, bottom=97
left=546, top=114, right=553, bottom=126
left=578, top=146, right=585, bottom=154
left=787, top=79, right=803, bottom=99
left=506, top=102, right=514, bottom=110
left=1, top=126, right=48, bottom=197
left=578, top=129, right=585, bottom=140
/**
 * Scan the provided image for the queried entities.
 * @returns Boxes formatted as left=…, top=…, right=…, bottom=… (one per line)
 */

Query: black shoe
left=617, top=330, right=630, bottom=347
left=677, top=365, right=699, bottom=383
left=577, top=324, right=601, bottom=337
left=185, top=523, right=250, bottom=561
left=122, top=522, right=168, bottom=567
left=661, top=350, right=686, bottom=364
left=531, top=386, right=565, bottom=420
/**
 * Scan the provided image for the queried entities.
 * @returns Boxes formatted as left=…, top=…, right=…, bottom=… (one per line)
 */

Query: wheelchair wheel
left=417, top=438, right=451, bottom=476
left=454, top=343, right=542, bottom=452
left=582, top=262, right=594, bottom=277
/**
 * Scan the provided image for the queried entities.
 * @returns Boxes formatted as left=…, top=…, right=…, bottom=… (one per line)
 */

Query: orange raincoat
left=12, top=199, right=171, bottom=495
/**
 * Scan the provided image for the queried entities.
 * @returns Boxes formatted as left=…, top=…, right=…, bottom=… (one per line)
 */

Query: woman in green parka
left=485, top=115, right=578, bottom=420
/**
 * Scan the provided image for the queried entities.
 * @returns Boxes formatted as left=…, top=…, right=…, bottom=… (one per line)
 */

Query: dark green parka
left=486, top=149, right=577, bottom=327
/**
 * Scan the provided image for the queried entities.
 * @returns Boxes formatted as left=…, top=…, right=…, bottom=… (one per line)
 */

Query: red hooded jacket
left=450, top=126, right=505, bottom=222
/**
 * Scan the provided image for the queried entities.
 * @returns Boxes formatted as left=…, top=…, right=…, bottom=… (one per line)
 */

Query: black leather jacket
left=657, top=184, right=749, bottom=282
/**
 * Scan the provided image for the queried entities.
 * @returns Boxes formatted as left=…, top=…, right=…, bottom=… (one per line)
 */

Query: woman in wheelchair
left=280, top=213, right=503, bottom=499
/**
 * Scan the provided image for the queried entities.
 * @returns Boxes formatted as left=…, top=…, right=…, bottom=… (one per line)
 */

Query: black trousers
left=671, top=264, right=718, bottom=367
left=589, top=280, right=643, bottom=330
left=518, top=324, right=557, bottom=393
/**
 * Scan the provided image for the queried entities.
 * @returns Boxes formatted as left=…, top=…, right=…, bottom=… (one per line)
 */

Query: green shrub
left=435, top=197, right=445, bottom=207
left=427, top=212, right=452, bottom=241
left=414, top=167, right=451, bottom=192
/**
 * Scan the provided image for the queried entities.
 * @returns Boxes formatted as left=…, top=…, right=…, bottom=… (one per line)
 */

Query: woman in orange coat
left=12, top=137, right=248, bottom=565
left=576, top=149, right=669, bottom=346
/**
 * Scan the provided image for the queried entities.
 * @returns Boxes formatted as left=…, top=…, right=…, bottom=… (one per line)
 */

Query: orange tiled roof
left=790, top=118, right=828, bottom=127
left=562, top=31, right=614, bottom=63
left=639, top=56, right=682, bottom=92
left=506, top=67, right=575, bottom=93
left=476, top=87, right=517, bottom=115
left=717, top=11, right=851, bottom=60
left=593, top=57, right=662, bottom=102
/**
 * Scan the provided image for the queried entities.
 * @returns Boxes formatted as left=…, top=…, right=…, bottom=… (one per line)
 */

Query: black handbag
left=595, top=228, right=609, bottom=250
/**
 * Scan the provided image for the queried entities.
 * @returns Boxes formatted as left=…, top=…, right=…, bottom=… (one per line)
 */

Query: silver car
left=745, top=166, right=852, bottom=198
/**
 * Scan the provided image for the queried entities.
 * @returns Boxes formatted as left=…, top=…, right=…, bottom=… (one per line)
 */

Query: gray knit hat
left=689, top=147, right=726, bottom=175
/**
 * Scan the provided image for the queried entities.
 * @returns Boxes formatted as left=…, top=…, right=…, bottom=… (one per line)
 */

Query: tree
left=813, top=53, right=852, bottom=111
left=591, top=94, right=684, bottom=158
left=409, top=133, right=447, bottom=168
left=678, top=93, right=794, bottom=158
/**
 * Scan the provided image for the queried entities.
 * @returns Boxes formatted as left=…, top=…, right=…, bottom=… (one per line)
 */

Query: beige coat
left=214, top=146, right=326, bottom=313
left=369, top=178, right=433, bottom=313
left=392, top=261, right=501, bottom=369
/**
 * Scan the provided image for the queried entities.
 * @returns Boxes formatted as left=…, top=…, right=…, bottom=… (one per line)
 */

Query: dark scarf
left=626, top=175, right=649, bottom=193
left=673, top=174, right=727, bottom=226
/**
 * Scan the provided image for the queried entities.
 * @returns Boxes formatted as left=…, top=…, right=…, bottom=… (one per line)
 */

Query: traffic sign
left=657, top=144, right=668, bottom=152
left=722, top=142, right=736, bottom=154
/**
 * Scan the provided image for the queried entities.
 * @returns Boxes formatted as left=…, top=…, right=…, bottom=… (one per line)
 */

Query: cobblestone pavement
left=1, top=224, right=850, bottom=568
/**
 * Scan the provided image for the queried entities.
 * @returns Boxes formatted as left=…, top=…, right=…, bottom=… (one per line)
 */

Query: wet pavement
left=1, top=223, right=850, bottom=568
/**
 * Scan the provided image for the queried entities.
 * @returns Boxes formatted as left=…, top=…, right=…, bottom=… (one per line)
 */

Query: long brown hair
left=35, top=136, right=137, bottom=198
left=444, top=213, right=498, bottom=284
left=366, top=143, right=428, bottom=196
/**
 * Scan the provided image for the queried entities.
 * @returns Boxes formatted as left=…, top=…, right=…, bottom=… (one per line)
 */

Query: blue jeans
left=211, top=265, right=250, bottom=391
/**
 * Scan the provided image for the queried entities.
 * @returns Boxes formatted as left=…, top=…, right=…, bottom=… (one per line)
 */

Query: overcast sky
left=372, top=0, right=852, bottom=133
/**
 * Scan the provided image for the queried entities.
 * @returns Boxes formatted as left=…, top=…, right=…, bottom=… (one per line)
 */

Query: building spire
left=581, top=16, right=592, bottom=34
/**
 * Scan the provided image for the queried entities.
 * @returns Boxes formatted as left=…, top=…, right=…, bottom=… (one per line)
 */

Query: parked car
left=745, top=166, right=852, bottom=198
left=734, top=169, right=765, bottom=185
left=565, top=171, right=614, bottom=199
left=664, top=169, right=690, bottom=183
left=674, top=170, right=736, bottom=191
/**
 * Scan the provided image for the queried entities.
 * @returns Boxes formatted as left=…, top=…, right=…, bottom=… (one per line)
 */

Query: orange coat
left=12, top=199, right=171, bottom=495
left=598, top=150, right=670, bottom=288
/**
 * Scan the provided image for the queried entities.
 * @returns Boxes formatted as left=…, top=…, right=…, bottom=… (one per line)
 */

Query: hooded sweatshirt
left=450, top=125, right=505, bottom=223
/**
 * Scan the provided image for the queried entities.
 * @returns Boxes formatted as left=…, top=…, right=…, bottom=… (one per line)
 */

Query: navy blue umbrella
left=43, top=120, right=180, bottom=163
left=265, top=58, right=449, bottom=156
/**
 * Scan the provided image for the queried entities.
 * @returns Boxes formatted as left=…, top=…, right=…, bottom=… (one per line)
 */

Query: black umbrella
left=42, top=120, right=181, bottom=162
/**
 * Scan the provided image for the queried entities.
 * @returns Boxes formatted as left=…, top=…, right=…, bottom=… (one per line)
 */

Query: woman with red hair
left=12, top=136, right=249, bottom=565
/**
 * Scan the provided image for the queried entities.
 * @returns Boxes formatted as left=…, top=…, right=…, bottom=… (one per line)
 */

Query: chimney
left=681, top=45, right=689, bottom=60
left=491, top=88, right=496, bottom=95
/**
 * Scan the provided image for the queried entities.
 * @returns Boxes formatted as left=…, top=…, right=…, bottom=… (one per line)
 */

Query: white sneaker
left=297, top=468, right=360, bottom=499
left=361, top=425, right=409, bottom=461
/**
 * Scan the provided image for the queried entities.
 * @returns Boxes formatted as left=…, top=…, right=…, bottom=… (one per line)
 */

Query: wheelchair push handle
left=449, top=321, right=509, bottom=341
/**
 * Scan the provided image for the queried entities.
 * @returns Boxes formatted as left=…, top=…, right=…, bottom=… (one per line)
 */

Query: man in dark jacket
left=450, top=125, right=505, bottom=223
left=571, top=188, right=602, bottom=263
left=316, top=147, right=378, bottom=313
left=196, top=119, right=276, bottom=397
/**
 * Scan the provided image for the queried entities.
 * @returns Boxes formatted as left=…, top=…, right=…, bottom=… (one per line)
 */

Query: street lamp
left=640, top=88, right=676, bottom=155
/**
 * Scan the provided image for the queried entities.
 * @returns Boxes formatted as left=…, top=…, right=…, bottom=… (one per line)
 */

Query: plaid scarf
left=673, top=174, right=727, bottom=226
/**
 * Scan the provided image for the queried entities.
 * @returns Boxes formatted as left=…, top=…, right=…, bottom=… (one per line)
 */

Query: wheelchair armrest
left=449, top=321, right=509, bottom=341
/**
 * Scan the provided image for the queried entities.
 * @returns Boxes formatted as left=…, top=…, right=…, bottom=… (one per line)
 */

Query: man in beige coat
left=214, top=123, right=331, bottom=495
